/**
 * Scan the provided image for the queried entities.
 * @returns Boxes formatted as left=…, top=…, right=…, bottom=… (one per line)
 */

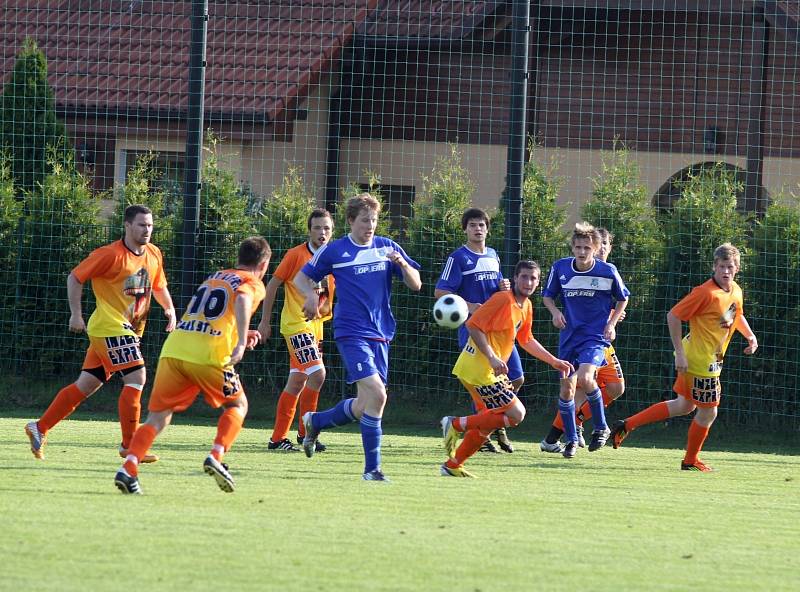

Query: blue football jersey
left=436, top=245, right=503, bottom=345
left=301, top=235, right=420, bottom=341
left=542, top=257, right=630, bottom=352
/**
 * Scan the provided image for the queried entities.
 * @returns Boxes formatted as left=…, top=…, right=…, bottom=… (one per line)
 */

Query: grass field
left=2, top=412, right=798, bottom=592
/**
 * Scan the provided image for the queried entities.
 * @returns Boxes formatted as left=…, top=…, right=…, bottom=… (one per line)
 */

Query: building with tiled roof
left=1, top=1, right=799, bottom=217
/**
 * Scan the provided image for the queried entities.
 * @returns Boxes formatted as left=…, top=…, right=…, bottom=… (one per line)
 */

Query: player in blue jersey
left=434, top=208, right=520, bottom=453
left=294, top=193, right=422, bottom=481
left=541, top=222, right=629, bottom=458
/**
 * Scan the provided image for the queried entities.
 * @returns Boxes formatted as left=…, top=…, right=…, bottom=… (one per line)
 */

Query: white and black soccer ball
left=432, top=294, right=469, bottom=329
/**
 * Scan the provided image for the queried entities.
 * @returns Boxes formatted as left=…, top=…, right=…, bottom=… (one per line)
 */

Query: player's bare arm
left=388, top=251, right=422, bottom=291
left=66, top=272, right=86, bottom=333
left=468, top=325, right=508, bottom=376
left=152, top=287, right=176, bottom=332
left=257, top=275, right=283, bottom=341
left=520, top=338, right=574, bottom=378
left=666, top=311, right=688, bottom=372
left=294, top=270, right=321, bottom=320
left=230, top=292, right=254, bottom=365
left=542, top=295, right=567, bottom=329
left=736, top=315, right=759, bottom=354
left=604, top=299, right=628, bottom=342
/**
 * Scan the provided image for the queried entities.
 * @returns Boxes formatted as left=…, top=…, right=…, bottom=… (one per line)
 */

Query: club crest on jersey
left=376, top=246, right=394, bottom=258
left=591, top=278, right=600, bottom=288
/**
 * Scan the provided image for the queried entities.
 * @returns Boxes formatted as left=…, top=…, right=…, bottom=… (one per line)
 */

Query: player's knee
left=307, top=367, right=326, bottom=389
left=227, top=394, right=249, bottom=417
left=607, top=382, right=624, bottom=399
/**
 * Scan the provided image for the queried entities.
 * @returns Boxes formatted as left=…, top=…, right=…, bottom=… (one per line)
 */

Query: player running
left=114, top=237, right=270, bottom=494
left=295, top=193, right=421, bottom=481
left=440, top=260, right=572, bottom=477
left=609, top=243, right=758, bottom=472
left=540, top=227, right=626, bottom=452
left=25, top=204, right=175, bottom=462
left=541, top=222, right=629, bottom=458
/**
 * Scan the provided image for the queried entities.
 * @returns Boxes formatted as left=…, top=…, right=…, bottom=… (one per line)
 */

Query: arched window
left=652, top=161, right=768, bottom=213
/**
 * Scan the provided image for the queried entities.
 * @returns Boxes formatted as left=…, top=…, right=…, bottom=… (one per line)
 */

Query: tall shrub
left=660, top=163, right=750, bottom=300
left=257, top=165, right=318, bottom=259
left=335, top=171, right=394, bottom=239
left=193, top=133, right=257, bottom=275
left=14, top=151, right=102, bottom=373
left=0, top=154, right=22, bottom=363
left=582, top=146, right=664, bottom=302
left=0, top=38, right=71, bottom=195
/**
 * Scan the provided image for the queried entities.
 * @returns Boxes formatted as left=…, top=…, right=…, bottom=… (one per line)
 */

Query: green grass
left=2, top=413, right=798, bottom=592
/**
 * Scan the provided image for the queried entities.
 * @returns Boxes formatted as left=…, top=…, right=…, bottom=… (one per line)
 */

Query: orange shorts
left=147, top=357, right=244, bottom=413
left=284, top=331, right=324, bottom=375
left=674, top=372, right=722, bottom=408
left=596, top=345, right=624, bottom=387
left=84, top=335, right=145, bottom=381
left=461, top=376, right=518, bottom=414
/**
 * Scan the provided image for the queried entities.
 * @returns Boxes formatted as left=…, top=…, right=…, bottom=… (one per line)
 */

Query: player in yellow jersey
left=258, top=209, right=335, bottom=452
left=25, top=205, right=176, bottom=462
left=609, top=243, right=758, bottom=471
left=439, top=260, right=573, bottom=477
left=114, top=237, right=270, bottom=494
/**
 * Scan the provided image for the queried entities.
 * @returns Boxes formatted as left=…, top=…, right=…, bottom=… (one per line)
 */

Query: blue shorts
left=560, top=343, right=607, bottom=377
left=506, top=346, right=524, bottom=382
left=336, top=337, right=389, bottom=385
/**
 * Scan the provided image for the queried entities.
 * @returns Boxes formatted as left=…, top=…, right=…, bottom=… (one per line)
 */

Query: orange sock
left=454, top=413, right=508, bottom=432
left=552, top=411, right=564, bottom=430
left=123, top=423, right=158, bottom=477
left=578, top=388, right=614, bottom=421
left=270, top=391, right=298, bottom=442
left=118, top=385, right=143, bottom=448
left=626, top=400, right=671, bottom=431
left=447, top=429, right=487, bottom=468
left=297, top=386, right=320, bottom=437
left=683, top=420, right=710, bottom=464
left=213, top=407, right=245, bottom=461
left=38, top=383, right=87, bottom=433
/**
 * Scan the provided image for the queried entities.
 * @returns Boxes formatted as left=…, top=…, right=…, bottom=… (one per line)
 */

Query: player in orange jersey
left=439, top=260, right=573, bottom=477
left=609, top=243, right=758, bottom=471
left=258, top=209, right=335, bottom=452
left=114, top=237, right=270, bottom=494
left=540, top=228, right=626, bottom=452
left=25, top=205, right=176, bottom=462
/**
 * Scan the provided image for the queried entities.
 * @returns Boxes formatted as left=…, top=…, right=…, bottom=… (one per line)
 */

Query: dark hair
left=307, top=208, right=333, bottom=230
left=124, top=204, right=152, bottom=223
left=238, top=236, right=271, bottom=267
left=461, top=208, right=490, bottom=230
left=514, top=259, right=540, bottom=277
left=345, top=193, right=381, bottom=222
left=597, top=227, right=614, bottom=243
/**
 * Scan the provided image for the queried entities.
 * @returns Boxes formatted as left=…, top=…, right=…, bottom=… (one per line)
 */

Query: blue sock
left=312, top=398, right=356, bottom=431
left=586, top=388, right=607, bottom=430
left=559, top=398, right=578, bottom=443
left=360, top=413, right=382, bottom=474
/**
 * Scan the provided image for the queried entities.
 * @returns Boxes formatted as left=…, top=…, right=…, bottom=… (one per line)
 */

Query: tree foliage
left=0, top=38, right=71, bottom=195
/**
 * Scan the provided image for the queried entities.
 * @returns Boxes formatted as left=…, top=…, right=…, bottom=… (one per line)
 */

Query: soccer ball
left=432, top=294, right=469, bottom=329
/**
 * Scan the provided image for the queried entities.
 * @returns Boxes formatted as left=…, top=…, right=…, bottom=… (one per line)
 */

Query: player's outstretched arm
left=520, top=338, right=574, bottom=378
left=736, top=315, right=758, bottom=354
left=257, top=276, right=283, bottom=341
left=153, top=287, right=176, bottom=332
left=66, top=272, right=86, bottom=333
